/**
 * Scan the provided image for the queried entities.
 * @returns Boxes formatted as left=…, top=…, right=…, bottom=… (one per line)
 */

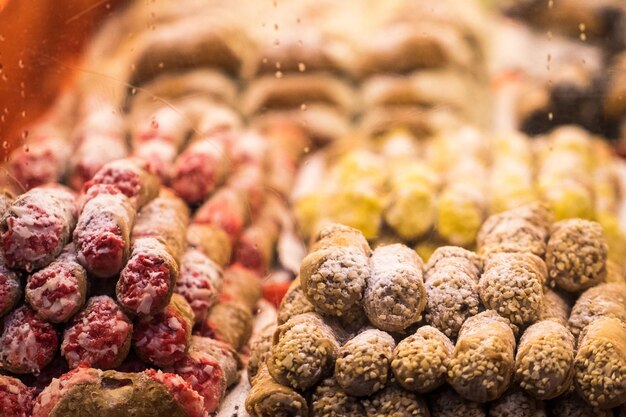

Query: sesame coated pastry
left=268, top=312, right=340, bottom=390
left=392, top=325, right=454, bottom=394
left=247, top=323, right=276, bottom=382
left=424, top=261, right=481, bottom=339
left=363, top=244, right=427, bottom=332
left=277, top=276, right=315, bottom=325
left=568, top=282, right=626, bottom=338
left=514, top=320, right=576, bottom=400
left=334, top=328, right=395, bottom=397
left=447, top=310, right=516, bottom=403
left=310, top=377, right=365, bottom=417
left=549, top=391, right=613, bottom=417
left=574, top=316, right=626, bottom=409
left=428, top=387, right=486, bottom=417
left=363, top=383, right=430, bottom=417
left=245, top=365, right=309, bottom=417
left=479, top=252, right=546, bottom=328
left=546, top=219, right=608, bottom=292
left=537, top=289, right=571, bottom=327
left=487, top=388, right=546, bottom=417
left=424, top=245, right=482, bottom=280
left=300, top=224, right=371, bottom=317
left=477, top=203, right=552, bottom=258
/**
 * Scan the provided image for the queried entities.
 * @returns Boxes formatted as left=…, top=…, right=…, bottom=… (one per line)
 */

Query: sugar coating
left=300, top=246, right=370, bottom=316
left=311, top=223, right=372, bottom=256
left=479, top=253, right=546, bottom=328
left=574, top=316, right=626, bottom=409
left=547, top=219, right=608, bottom=292
left=568, top=283, right=626, bottom=338
left=335, top=328, right=395, bottom=397
left=268, top=313, right=339, bottom=390
left=363, top=383, right=429, bottom=417
left=425, top=246, right=482, bottom=280
left=447, top=310, right=516, bottom=403
left=364, top=244, right=426, bottom=332
left=487, top=389, right=546, bottom=417
left=310, top=377, right=365, bottom=417
left=425, top=264, right=481, bottom=339
left=515, top=320, right=575, bottom=400
left=392, top=325, right=453, bottom=393
left=248, top=324, right=276, bottom=381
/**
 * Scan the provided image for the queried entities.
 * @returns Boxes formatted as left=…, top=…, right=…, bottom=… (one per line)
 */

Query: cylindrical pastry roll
left=188, top=336, right=241, bottom=387
left=61, top=296, right=132, bottom=370
left=26, top=244, right=87, bottom=323
left=219, top=265, right=262, bottom=312
left=233, top=214, right=280, bottom=276
left=538, top=289, right=570, bottom=327
left=568, top=282, right=626, bottom=338
left=428, top=387, right=485, bottom=417
left=130, top=190, right=190, bottom=261
left=515, top=320, right=575, bottom=400
left=424, top=263, right=481, bottom=339
left=436, top=182, right=486, bottom=247
left=392, top=325, right=454, bottom=394
left=549, top=391, right=613, bottom=417
left=268, top=312, right=340, bottom=390
left=277, top=276, right=315, bottom=325
left=0, top=375, right=36, bottom=417
left=334, top=329, right=395, bottom=396
left=546, top=219, right=608, bottom=292
left=246, top=365, right=308, bottom=417
left=447, top=310, right=516, bottom=403
left=83, top=158, right=160, bottom=210
left=33, top=368, right=206, bottom=417
left=487, top=388, right=546, bottom=417
left=479, top=253, right=546, bottom=328
left=364, top=244, right=427, bottom=332
left=0, top=255, right=21, bottom=317
left=133, top=294, right=194, bottom=367
left=310, top=377, right=365, bottom=417
left=1, top=186, right=77, bottom=271
left=199, top=301, right=253, bottom=351
left=193, top=187, right=249, bottom=243
left=171, top=133, right=231, bottom=205
left=116, top=237, right=179, bottom=316
left=425, top=245, right=482, bottom=280
left=0, top=305, right=58, bottom=374
left=248, top=323, right=276, bottom=382
left=477, top=203, right=551, bottom=258
left=363, top=383, right=430, bottom=417
left=174, top=248, right=223, bottom=324
left=301, top=224, right=371, bottom=317
left=185, top=223, right=232, bottom=266
left=574, top=316, right=626, bottom=409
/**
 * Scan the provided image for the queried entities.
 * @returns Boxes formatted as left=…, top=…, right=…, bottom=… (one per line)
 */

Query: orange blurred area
left=0, top=0, right=126, bottom=159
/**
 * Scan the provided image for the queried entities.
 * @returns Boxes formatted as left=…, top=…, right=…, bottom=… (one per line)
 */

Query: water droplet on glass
left=18, top=59, right=24, bottom=69
left=579, top=23, right=586, bottom=31
left=262, top=58, right=268, bottom=64
left=0, top=35, right=5, bottom=42
left=548, top=0, right=554, bottom=8
left=275, top=62, right=281, bottom=69
left=130, top=64, right=136, bottom=71
left=131, top=88, right=137, bottom=95
left=2, top=141, right=8, bottom=149
left=275, top=71, right=283, bottom=79
left=158, top=62, right=164, bottom=68
left=296, top=17, right=301, bottom=23
left=21, top=111, right=26, bottom=118
left=21, top=130, right=29, bottom=140
left=580, top=33, right=587, bottom=41
left=298, top=62, right=306, bottom=72
left=274, top=23, right=279, bottom=31
left=304, top=146, right=310, bottom=153
left=106, top=3, right=111, bottom=9
left=151, top=118, right=159, bottom=129
left=274, top=39, right=280, bottom=47
left=23, top=145, right=29, bottom=153
left=548, top=112, right=554, bottom=121
left=300, top=103, right=307, bottom=111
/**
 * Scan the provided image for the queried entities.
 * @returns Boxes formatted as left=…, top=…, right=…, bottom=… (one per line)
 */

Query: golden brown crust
left=185, top=224, right=232, bottom=267
left=487, top=388, right=546, bottom=417
left=246, top=365, right=308, bottom=417
left=362, top=383, right=429, bottom=417
left=568, top=283, right=626, bottom=338
left=310, top=377, right=365, bottom=417
left=277, top=277, right=315, bottom=325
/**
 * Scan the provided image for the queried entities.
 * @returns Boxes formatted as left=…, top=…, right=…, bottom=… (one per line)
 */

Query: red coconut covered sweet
left=0, top=260, right=21, bottom=317
left=31, top=367, right=103, bottom=417
left=0, top=375, right=36, bottom=417
left=116, top=237, right=178, bottom=316
left=1, top=186, right=77, bottom=272
left=61, top=296, right=132, bottom=369
left=7, top=137, right=72, bottom=191
left=133, top=294, right=194, bottom=367
left=25, top=244, right=87, bottom=323
left=83, top=158, right=159, bottom=210
left=144, top=369, right=206, bottom=417
left=168, top=350, right=227, bottom=414
left=0, top=306, right=59, bottom=374
left=171, top=135, right=231, bottom=205
left=174, top=248, right=224, bottom=324
left=193, top=188, right=249, bottom=242
left=74, top=186, right=135, bottom=278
